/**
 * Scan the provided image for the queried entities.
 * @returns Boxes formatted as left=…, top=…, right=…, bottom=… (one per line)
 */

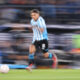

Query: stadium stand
left=0, top=0, right=80, bottom=68
left=0, top=0, right=79, bottom=24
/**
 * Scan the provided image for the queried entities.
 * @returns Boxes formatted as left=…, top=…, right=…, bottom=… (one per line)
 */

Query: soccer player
left=28, top=9, right=57, bottom=69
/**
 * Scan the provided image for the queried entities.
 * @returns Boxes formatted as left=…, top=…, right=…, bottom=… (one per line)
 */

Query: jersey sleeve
left=38, top=17, right=46, bottom=28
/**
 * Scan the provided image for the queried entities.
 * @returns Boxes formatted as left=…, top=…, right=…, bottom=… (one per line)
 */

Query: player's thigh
left=29, top=44, right=36, bottom=53
left=39, top=40, right=48, bottom=58
left=40, top=40, right=48, bottom=52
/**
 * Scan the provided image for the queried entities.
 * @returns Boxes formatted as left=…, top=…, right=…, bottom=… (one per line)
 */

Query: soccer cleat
left=52, top=54, right=58, bottom=69
left=26, top=64, right=33, bottom=72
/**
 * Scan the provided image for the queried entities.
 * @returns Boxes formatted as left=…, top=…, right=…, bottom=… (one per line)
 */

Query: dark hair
left=30, top=9, right=40, bottom=14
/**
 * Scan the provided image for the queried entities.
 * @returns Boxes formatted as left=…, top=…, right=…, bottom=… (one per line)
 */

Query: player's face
left=31, top=13, right=39, bottom=21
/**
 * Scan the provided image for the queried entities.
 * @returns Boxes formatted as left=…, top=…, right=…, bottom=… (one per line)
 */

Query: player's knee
left=29, top=45, right=36, bottom=54
left=43, top=52, right=49, bottom=58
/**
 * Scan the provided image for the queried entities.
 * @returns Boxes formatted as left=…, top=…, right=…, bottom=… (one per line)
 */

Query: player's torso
left=31, top=17, right=48, bottom=41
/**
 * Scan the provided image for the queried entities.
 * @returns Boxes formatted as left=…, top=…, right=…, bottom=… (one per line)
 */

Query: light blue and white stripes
left=31, top=16, right=48, bottom=42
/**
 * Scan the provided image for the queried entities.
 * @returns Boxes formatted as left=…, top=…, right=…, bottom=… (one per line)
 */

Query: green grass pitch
left=0, top=69, right=80, bottom=80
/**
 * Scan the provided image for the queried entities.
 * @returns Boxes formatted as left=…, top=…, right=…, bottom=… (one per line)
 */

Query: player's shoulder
left=31, top=19, right=34, bottom=22
left=38, top=16, right=45, bottom=22
left=39, top=16, right=44, bottom=20
left=30, top=19, right=34, bottom=24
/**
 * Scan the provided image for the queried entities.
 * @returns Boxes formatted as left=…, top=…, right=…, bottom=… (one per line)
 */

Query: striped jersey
left=30, top=16, right=48, bottom=42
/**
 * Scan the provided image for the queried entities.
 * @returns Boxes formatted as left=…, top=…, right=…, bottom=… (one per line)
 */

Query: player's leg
left=40, top=39, right=57, bottom=68
left=28, top=44, right=36, bottom=64
left=26, top=64, right=33, bottom=72
left=29, top=44, right=36, bottom=54
left=26, top=44, right=36, bottom=72
left=40, top=39, right=53, bottom=59
left=43, top=52, right=57, bottom=68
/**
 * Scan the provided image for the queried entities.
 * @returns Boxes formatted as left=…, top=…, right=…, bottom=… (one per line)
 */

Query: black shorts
left=33, top=39, right=48, bottom=53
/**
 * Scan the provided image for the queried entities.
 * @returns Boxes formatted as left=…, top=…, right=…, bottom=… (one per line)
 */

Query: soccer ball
left=0, top=64, right=10, bottom=73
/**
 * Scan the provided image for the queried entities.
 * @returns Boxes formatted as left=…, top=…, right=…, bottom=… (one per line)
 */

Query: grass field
left=0, top=69, right=80, bottom=80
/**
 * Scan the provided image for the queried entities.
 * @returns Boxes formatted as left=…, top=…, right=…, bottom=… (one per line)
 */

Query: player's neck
left=33, top=16, right=40, bottom=21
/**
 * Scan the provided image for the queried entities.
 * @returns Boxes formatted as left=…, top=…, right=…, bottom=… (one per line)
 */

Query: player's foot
left=52, top=54, right=58, bottom=69
left=26, top=64, right=33, bottom=72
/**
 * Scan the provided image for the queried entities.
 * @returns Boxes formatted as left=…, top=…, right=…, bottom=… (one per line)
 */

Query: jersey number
left=42, top=44, right=45, bottom=49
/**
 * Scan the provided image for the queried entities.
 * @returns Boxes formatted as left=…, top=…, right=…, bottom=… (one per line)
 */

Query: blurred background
left=0, top=0, right=80, bottom=69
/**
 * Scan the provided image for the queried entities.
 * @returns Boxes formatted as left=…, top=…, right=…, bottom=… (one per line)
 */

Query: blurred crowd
left=0, top=0, right=80, bottom=67
left=0, top=26, right=80, bottom=64
left=0, top=0, right=80, bottom=24
left=0, top=0, right=55, bottom=4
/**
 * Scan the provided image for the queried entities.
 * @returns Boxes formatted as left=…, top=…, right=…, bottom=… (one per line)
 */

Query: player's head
left=30, top=9, right=40, bottom=21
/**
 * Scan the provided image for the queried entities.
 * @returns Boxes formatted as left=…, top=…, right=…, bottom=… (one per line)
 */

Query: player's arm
left=38, top=17, right=46, bottom=33
left=30, top=21, right=44, bottom=32
left=38, top=27, right=44, bottom=33
left=28, top=20, right=34, bottom=32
